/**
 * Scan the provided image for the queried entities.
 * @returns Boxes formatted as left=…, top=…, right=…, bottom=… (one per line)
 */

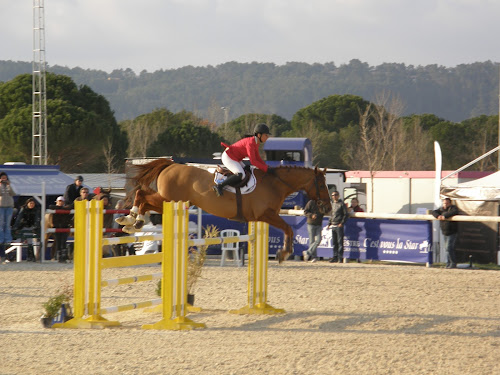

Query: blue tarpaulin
left=0, top=164, right=75, bottom=196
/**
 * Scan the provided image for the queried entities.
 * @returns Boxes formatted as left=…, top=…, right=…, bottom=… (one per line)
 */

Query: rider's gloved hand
left=267, top=168, right=277, bottom=176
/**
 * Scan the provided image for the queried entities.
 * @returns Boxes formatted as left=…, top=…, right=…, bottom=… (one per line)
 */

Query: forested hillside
left=1, top=60, right=498, bottom=123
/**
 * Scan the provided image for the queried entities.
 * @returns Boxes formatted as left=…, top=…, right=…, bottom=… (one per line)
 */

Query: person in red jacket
left=213, top=123, right=274, bottom=197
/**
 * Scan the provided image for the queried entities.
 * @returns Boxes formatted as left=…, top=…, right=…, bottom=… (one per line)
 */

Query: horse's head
left=303, top=167, right=332, bottom=214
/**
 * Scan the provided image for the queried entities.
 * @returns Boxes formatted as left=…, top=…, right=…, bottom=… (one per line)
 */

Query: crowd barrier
left=54, top=200, right=284, bottom=331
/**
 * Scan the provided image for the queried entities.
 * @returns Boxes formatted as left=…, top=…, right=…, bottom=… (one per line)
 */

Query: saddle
left=213, top=165, right=256, bottom=222
left=215, top=165, right=252, bottom=188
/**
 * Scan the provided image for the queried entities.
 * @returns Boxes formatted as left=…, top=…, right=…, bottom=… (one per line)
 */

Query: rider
left=213, top=123, right=275, bottom=197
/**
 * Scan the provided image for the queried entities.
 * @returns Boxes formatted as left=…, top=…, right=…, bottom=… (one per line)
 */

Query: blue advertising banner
left=191, top=213, right=432, bottom=264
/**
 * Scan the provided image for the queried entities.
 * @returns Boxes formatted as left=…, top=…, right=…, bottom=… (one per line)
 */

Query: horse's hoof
left=134, top=220, right=145, bottom=230
left=122, top=225, right=136, bottom=234
left=115, top=215, right=136, bottom=226
left=276, top=250, right=286, bottom=264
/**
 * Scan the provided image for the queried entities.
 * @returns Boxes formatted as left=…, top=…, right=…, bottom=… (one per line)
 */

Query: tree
left=148, top=121, right=224, bottom=158
left=461, top=115, right=499, bottom=171
left=220, top=113, right=291, bottom=144
left=0, top=73, right=128, bottom=172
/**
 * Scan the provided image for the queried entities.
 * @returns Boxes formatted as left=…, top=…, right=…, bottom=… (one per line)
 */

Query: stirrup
left=212, top=185, right=224, bottom=197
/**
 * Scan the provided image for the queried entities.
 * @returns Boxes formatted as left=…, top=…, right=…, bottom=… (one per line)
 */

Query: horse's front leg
left=258, top=209, right=294, bottom=264
left=115, top=190, right=141, bottom=227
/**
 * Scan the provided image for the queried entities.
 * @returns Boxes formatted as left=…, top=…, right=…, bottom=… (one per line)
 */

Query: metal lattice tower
left=32, top=0, right=48, bottom=165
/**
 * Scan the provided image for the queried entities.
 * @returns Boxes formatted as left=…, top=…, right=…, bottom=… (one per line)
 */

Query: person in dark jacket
left=327, top=191, right=348, bottom=263
left=48, top=196, right=72, bottom=263
left=64, top=175, right=84, bottom=205
left=432, top=198, right=459, bottom=268
left=12, top=197, right=41, bottom=261
left=302, top=199, right=325, bottom=263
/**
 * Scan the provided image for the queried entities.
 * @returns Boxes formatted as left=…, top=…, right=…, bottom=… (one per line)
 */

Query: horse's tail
left=125, top=158, right=175, bottom=205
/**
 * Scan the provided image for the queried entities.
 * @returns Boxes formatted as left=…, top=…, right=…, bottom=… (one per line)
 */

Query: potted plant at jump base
left=40, top=284, right=73, bottom=328
left=156, top=225, right=219, bottom=309
left=187, top=225, right=219, bottom=307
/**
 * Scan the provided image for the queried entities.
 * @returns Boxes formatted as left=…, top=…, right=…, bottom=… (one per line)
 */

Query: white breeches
left=221, top=151, right=245, bottom=176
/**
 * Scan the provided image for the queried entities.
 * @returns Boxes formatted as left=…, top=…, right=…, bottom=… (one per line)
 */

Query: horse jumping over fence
left=116, top=159, right=331, bottom=263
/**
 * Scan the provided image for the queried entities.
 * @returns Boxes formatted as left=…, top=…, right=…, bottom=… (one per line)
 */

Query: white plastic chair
left=220, top=229, right=241, bottom=267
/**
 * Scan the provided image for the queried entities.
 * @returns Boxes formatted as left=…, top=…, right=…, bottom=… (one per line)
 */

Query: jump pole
left=142, top=201, right=205, bottom=330
left=230, top=221, right=285, bottom=315
left=54, top=199, right=120, bottom=328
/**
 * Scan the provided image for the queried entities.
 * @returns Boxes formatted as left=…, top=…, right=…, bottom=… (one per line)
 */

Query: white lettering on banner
left=350, top=237, right=430, bottom=254
left=268, top=236, right=280, bottom=244
left=404, top=240, right=419, bottom=250
left=294, top=235, right=309, bottom=245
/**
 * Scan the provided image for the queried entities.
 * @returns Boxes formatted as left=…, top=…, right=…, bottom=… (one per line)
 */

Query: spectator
left=302, top=199, right=325, bottom=263
left=12, top=197, right=41, bottom=262
left=0, top=171, right=16, bottom=260
left=95, top=193, right=113, bottom=229
left=328, top=191, right=349, bottom=263
left=48, top=196, right=72, bottom=263
left=348, top=198, right=364, bottom=213
left=72, top=186, right=91, bottom=206
left=64, top=175, right=84, bottom=205
left=112, top=199, right=131, bottom=256
left=432, top=198, right=459, bottom=269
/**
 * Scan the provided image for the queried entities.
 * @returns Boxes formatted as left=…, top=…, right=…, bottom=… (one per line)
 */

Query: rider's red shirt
left=222, top=136, right=269, bottom=172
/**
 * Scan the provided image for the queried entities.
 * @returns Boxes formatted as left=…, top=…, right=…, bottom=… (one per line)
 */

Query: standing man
left=328, top=191, right=348, bottom=263
left=64, top=175, right=84, bottom=205
left=302, top=199, right=325, bottom=263
left=432, top=198, right=459, bottom=269
left=0, top=171, right=16, bottom=261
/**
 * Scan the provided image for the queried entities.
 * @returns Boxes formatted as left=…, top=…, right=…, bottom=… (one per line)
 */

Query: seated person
left=12, top=198, right=41, bottom=261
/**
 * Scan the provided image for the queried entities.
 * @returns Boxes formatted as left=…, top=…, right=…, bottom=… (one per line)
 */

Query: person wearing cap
left=212, top=123, right=276, bottom=197
left=63, top=175, right=84, bottom=205
left=48, top=196, right=72, bottom=262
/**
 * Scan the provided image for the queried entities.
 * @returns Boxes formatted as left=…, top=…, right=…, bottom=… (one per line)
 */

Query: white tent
left=441, top=171, right=500, bottom=201
left=440, top=172, right=499, bottom=264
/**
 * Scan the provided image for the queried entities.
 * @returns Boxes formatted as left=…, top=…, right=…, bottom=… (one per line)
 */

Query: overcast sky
left=2, top=0, right=499, bottom=73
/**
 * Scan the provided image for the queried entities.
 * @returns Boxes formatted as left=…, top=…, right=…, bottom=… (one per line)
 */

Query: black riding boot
left=213, top=173, right=243, bottom=197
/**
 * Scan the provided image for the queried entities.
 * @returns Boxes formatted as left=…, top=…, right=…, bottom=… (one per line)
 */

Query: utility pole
left=498, top=64, right=500, bottom=170
left=32, top=0, right=48, bottom=165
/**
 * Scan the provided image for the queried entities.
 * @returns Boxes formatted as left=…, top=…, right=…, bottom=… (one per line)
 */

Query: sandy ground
left=1, top=258, right=499, bottom=375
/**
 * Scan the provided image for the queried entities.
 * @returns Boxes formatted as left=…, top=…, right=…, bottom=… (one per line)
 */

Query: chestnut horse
left=117, top=159, right=331, bottom=263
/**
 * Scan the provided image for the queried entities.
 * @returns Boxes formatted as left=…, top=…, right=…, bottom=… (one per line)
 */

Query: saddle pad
left=214, top=166, right=257, bottom=195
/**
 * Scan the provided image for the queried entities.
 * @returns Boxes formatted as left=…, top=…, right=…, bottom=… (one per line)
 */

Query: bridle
left=305, top=171, right=329, bottom=207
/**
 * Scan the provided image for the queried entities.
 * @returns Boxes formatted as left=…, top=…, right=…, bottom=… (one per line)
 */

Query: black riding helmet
left=254, top=123, right=271, bottom=135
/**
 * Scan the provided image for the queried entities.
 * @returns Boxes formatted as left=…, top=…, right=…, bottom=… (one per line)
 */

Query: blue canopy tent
left=0, top=164, right=76, bottom=261
left=0, top=164, right=74, bottom=198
